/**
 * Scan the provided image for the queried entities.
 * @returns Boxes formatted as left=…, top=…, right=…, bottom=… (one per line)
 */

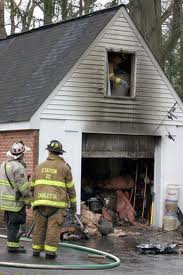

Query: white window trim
left=104, top=48, right=137, bottom=99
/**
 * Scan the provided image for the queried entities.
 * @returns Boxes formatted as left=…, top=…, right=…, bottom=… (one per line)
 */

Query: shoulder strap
left=4, top=162, right=15, bottom=190
left=66, top=162, right=71, bottom=170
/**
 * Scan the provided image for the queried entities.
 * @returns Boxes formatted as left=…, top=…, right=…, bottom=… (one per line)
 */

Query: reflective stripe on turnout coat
left=31, top=154, right=77, bottom=209
left=0, top=160, right=32, bottom=212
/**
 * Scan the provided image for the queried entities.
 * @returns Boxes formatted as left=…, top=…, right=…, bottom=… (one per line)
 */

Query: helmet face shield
left=46, top=140, right=66, bottom=154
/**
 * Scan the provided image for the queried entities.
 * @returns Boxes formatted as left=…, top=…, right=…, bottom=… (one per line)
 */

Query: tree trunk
left=61, top=0, right=68, bottom=20
left=83, top=0, right=97, bottom=14
left=160, top=0, right=182, bottom=67
left=43, top=0, right=53, bottom=24
left=79, top=0, right=83, bottom=16
left=0, top=0, right=7, bottom=38
left=179, top=10, right=183, bottom=97
left=129, top=0, right=162, bottom=61
left=10, top=0, right=16, bottom=34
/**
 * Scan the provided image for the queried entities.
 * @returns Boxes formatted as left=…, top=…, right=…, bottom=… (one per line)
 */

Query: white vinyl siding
left=42, top=7, right=183, bottom=128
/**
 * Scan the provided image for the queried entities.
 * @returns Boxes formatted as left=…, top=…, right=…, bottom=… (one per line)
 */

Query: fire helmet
left=7, top=141, right=30, bottom=159
left=46, top=140, right=66, bottom=155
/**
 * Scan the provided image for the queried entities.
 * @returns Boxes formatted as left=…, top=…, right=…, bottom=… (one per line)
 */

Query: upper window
left=106, top=51, right=136, bottom=98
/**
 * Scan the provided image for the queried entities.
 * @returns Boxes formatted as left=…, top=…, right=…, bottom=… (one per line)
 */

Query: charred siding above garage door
left=82, top=134, right=158, bottom=158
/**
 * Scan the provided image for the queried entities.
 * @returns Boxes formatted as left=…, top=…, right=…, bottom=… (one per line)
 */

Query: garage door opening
left=80, top=133, right=157, bottom=235
left=81, top=157, right=154, bottom=228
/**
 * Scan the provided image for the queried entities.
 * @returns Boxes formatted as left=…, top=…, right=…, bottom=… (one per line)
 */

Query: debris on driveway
left=137, top=242, right=178, bottom=254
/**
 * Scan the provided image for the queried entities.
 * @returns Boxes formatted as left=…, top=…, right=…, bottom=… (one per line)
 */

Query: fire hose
left=0, top=234, right=120, bottom=270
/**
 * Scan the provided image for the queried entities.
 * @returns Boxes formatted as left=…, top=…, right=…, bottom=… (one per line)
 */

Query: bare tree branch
left=161, top=1, right=174, bottom=23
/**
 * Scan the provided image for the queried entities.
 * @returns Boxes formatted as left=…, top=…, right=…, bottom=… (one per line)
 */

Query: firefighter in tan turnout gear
left=31, top=140, right=77, bottom=259
left=0, top=141, right=32, bottom=253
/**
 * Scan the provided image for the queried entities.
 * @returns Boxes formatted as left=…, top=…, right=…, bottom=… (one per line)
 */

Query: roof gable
left=40, top=6, right=183, bottom=130
left=0, top=6, right=120, bottom=123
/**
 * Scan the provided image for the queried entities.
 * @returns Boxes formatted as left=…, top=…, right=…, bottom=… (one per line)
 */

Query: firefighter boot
left=8, top=246, right=26, bottom=253
left=45, top=253, right=57, bottom=259
left=32, top=251, right=40, bottom=257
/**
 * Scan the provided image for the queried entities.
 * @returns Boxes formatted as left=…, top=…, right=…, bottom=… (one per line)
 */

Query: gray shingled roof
left=0, top=6, right=122, bottom=123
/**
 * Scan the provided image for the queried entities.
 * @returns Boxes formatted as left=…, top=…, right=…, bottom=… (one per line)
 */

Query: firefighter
left=108, top=53, right=129, bottom=92
left=31, top=140, right=77, bottom=259
left=0, top=141, right=32, bottom=253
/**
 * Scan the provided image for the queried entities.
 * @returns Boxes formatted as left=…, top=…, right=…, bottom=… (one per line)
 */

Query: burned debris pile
left=61, top=159, right=154, bottom=240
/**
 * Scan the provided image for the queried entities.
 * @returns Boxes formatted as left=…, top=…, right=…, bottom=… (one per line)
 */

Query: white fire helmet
left=7, top=141, right=31, bottom=159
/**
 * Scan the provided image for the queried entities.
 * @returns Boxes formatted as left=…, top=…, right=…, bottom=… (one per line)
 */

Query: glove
left=70, top=205, right=77, bottom=216
left=120, top=79, right=129, bottom=89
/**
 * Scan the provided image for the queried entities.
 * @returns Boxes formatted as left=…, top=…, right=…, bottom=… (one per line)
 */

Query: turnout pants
left=32, top=206, right=66, bottom=255
left=4, top=206, right=26, bottom=250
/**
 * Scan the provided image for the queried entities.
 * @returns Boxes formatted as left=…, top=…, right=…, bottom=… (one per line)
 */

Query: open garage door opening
left=80, top=133, right=157, bottom=235
left=81, top=158, right=154, bottom=226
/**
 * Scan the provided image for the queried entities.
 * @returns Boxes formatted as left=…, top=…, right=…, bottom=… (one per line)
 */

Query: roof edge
left=30, top=5, right=124, bottom=121
left=0, top=4, right=126, bottom=41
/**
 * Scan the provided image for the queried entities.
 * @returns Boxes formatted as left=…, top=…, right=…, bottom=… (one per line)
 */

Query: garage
left=81, top=133, right=158, bottom=227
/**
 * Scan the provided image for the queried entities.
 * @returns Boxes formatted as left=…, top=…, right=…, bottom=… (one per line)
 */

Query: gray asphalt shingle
left=0, top=6, right=121, bottom=123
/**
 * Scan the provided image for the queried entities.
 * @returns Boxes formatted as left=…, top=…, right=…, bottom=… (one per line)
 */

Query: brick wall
left=0, top=129, right=39, bottom=228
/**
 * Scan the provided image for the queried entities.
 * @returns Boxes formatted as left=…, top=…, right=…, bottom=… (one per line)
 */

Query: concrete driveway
left=0, top=229, right=183, bottom=275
